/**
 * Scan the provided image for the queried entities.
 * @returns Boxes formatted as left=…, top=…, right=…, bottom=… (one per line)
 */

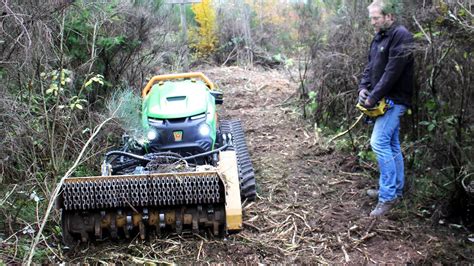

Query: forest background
left=0, top=0, right=472, bottom=263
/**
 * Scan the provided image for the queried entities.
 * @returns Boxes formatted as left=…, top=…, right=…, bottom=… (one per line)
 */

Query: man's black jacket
left=359, top=23, right=414, bottom=107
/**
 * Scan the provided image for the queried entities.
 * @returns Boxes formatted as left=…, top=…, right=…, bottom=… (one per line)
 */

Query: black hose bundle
left=105, top=144, right=228, bottom=174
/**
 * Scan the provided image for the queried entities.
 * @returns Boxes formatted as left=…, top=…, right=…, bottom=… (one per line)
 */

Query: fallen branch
left=328, top=114, right=364, bottom=143
left=196, top=240, right=203, bottom=261
left=352, top=232, right=377, bottom=248
left=243, top=221, right=263, bottom=232
left=328, top=179, right=354, bottom=186
left=337, top=235, right=350, bottom=262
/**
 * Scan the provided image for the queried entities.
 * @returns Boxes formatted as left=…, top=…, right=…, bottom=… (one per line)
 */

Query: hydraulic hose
left=105, top=143, right=229, bottom=165
left=182, top=144, right=228, bottom=160
left=105, top=151, right=151, bottom=162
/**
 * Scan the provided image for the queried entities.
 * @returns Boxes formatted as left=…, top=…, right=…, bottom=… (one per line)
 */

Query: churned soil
left=67, top=66, right=471, bottom=264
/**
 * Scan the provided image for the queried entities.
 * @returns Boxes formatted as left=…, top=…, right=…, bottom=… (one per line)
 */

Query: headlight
left=198, top=123, right=210, bottom=136
left=147, top=128, right=158, bottom=140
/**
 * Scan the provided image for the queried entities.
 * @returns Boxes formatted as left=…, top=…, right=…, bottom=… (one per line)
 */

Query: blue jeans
left=370, top=104, right=407, bottom=203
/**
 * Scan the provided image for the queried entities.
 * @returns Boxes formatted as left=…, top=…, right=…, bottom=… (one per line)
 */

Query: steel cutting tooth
left=103, top=182, right=108, bottom=208
left=153, top=179, right=158, bottom=205
left=83, top=185, right=89, bottom=209
left=178, top=183, right=183, bottom=204
left=158, top=179, right=163, bottom=205
left=98, top=182, right=104, bottom=208
left=105, top=180, right=111, bottom=208
left=111, top=180, right=117, bottom=207
left=127, top=179, right=133, bottom=206
left=74, top=183, right=81, bottom=210
left=132, top=179, right=139, bottom=205
left=107, top=189, right=112, bottom=208
left=147, top=179, right=153, bottom=206
left=95, top=183, right=101, bottom=208
left=139, top=179, right=147, bottom=206
left=87, top=181, right=93, bottom=208
left=120, top=181, right=126, bottom=207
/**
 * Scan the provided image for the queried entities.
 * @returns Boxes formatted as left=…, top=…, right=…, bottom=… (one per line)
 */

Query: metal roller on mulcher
left=57, top=73, right=256, bottom=246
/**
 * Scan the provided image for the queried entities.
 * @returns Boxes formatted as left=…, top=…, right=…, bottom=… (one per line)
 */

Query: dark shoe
left=367, top=189, right=379, bottom=199
left=369, top=199, right=397, bottom=217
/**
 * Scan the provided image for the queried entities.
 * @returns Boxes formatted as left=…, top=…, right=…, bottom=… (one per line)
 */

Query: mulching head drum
left=59, top=171, right=226, bottom=245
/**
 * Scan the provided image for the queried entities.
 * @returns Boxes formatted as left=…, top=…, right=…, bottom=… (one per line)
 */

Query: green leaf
left=445, top=116, right=456, bottom=125
left=428, top=123, right=436, bottom=132
left=84, top=74, right=105, bottom=88
left=413, top=32, right=424, bottom=39
left=425, top=99, right=437, bottom=111
left=46, top=84, right=58, bottom=95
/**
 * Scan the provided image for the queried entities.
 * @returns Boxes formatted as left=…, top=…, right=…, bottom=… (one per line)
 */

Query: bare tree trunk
left=242, top=3, right=253, bottom=65
left=179, top=3, right=189, bottom=71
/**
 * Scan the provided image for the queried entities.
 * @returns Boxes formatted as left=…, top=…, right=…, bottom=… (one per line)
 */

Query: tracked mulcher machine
left=58, top=73, right=256, bottom=245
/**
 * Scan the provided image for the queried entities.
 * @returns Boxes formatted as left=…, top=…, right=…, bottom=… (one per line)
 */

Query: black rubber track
left=220, top=120, right=256, bottom=201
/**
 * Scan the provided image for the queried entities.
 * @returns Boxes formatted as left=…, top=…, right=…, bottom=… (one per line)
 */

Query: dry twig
left=25, top=112, right=119, bottom=264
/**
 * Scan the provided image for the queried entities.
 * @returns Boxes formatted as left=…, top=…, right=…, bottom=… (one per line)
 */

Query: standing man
left=358, top=0, right=414, bottom=217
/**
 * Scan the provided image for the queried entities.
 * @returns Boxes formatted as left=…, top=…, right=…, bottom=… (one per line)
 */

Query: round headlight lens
left=147, top=128, right=158, bottom=140
left=198, top=123, right=210, bottom=136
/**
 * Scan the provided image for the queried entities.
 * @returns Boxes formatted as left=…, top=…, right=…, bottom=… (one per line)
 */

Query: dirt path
left=68, top=66, right=469, bottom=263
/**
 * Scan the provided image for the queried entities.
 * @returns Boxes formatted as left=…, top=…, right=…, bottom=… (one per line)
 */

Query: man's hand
left=364, top=97, right=376, bottom=108
left=358, top=89, right=370, bottom=104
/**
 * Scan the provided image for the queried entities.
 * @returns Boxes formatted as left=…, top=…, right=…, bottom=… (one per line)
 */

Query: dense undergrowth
left=0, top=0, right=472, bottom=263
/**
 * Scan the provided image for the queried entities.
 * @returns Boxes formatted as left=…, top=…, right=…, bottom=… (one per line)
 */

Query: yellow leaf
left=84, top=79, right=93, bottom=88
left=189, top=0, right=217, bottom=58
left=61, top=70, right=65, bottom=84
left=46, top=83, right=58, bottom=95
left=454, top=63, right=462, bottom=74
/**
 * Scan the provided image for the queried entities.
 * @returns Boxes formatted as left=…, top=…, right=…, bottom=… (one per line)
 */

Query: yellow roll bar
left=142, top=72, right=215, bottom=98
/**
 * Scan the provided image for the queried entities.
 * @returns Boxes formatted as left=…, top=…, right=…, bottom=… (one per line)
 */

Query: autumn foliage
left=189, top=0, right=218, bottom=58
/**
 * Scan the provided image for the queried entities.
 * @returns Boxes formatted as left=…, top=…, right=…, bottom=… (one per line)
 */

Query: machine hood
left=144, top=80, right=209, bottom=119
